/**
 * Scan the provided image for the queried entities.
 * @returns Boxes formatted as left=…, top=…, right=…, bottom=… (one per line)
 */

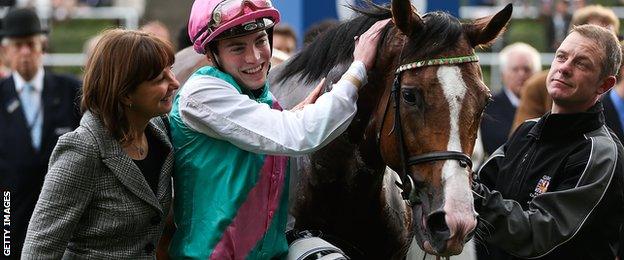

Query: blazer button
left=145, top=242, right=155, bottom=254
left=151, top=215, right=161, bottom=225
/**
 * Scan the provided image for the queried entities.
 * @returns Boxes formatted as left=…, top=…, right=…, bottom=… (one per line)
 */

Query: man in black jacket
left=474, top=24, right=624, bottom=260
left=0, top=8, right=80, bottom=259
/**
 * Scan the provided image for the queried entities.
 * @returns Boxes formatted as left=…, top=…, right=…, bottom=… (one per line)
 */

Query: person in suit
left=603, top=61, right=624, bottom=142
left=21, top=28, right=179, bottom=258
left=0, top=8, right=81, bottom=258
left=544, top=0, right=572, bottom=52
left=479, top=42, right=540, bottom=156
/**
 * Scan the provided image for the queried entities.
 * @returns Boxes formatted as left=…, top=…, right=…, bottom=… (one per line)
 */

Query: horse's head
left=372, top=1, right=512, bottom=256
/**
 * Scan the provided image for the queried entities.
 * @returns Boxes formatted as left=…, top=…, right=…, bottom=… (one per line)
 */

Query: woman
left=169, top=0, right=388, bottom=258
left=21, top=29, right=179, bottom=259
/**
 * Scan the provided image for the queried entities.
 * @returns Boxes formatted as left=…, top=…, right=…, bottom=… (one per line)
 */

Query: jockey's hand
left=353, top=19, right=391, bottom=70
left=291, top=78, right=325, bottom=111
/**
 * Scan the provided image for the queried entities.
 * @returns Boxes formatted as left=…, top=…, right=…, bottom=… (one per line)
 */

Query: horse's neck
left=269, top=63, right=311, bottom=109
left=269, top=54, right=390, bottom=181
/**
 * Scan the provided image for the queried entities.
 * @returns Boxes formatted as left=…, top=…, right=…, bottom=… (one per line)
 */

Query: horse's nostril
left=426, top=211, right=451, bottom=252
left=427, top=211, right=451, bottom=240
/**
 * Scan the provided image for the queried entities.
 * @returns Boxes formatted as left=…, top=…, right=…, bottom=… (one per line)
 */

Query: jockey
left=168, top=0, right=389, bottom=258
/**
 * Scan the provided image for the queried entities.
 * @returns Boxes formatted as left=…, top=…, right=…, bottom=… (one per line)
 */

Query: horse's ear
left=464, top=4, right=512, bottom=47
left=391, top=0, right=424, bottom=37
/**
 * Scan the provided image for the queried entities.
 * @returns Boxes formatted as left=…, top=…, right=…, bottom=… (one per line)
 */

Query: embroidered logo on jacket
left=530, top=175, right=551, bottom=199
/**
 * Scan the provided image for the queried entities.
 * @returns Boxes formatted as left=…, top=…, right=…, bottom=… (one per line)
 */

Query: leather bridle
left=377, top=54, right=479, bottom=205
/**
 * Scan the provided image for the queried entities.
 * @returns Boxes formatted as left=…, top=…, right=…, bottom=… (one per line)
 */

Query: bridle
left=377, top=53, right=479, bottom=205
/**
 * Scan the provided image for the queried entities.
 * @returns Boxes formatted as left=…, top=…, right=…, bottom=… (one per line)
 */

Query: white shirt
left=177, top=61, right=366, bottom=155
left=14, top=67, right=45, bottom=103
left=504, top=87, right=520, bottom=108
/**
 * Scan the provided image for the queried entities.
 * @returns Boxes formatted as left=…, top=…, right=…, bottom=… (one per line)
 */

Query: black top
left=133, top=129, right=168, bottom=195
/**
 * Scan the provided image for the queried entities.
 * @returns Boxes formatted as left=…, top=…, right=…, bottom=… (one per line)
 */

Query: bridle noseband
left=379, top=54, right=479, bottom=205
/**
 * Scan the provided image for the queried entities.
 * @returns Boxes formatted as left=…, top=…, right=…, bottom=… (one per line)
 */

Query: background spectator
left=544, top=0, right=571, bottom=52
left=0, top=8, right=81, bottom=258
left=479, top=42, right=540, bottom=156
left=140, top=20, right=171, bottom=43
left=176, top=23, right=192, bottom=51
left=273, top=24, right=297, bottom=56
left=271, top=24, right=297, bottom=66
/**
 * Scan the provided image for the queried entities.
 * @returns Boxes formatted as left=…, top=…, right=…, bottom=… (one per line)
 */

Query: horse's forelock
left=400, top=12, right=464, bottom=64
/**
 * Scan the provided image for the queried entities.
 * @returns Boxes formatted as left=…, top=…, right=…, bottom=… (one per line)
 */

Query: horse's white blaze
left=436, top=66, right=476, bottom=235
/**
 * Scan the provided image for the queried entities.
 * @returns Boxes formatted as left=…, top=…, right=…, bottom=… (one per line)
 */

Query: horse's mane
left=275, top=3, right=464, bottom=85
left=275, top=3, right=391, bottom=84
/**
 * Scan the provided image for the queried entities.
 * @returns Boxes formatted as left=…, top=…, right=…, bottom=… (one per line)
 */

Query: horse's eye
left=402, top=89, right=419, bottom=105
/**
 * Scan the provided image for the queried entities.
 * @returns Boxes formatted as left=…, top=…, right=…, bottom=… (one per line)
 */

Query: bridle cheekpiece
left=385, top=53, right=479, bottom=205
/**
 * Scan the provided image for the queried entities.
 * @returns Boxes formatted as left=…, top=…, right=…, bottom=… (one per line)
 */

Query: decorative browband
left=395, top=54, right=480, bottom=74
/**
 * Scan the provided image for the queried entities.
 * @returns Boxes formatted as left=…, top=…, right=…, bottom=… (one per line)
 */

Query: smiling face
left=127, top=67, right=180, bottom=120
left=547, top=32, right=607, bottom=113
left=215, top=30, right=271, bottom=90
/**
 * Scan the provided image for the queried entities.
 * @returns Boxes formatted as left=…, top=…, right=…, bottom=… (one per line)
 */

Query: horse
left=269, top=0, right=512, bottom=258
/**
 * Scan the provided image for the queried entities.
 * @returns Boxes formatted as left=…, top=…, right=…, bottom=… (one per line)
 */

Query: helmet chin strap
left=208, top=50, right=223, bottom=71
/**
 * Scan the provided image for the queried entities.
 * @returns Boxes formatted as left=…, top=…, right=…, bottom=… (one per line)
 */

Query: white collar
left=504, top=87, right=520, bottom=107
left=13, top=67, right=45, bottom=93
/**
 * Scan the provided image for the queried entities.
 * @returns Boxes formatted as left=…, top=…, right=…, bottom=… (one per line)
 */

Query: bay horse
left=269, top=1, right=512, bottom=258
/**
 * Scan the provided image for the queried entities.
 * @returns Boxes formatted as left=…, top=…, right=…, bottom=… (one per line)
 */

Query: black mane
left=275, top=3, right=391, bottom=84
left=400, top=11, right=464, bottom=65
left=275, top=4, right=464, bottom=85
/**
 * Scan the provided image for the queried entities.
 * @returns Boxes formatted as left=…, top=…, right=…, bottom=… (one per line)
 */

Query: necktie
left=21, top=83, right=42, bottom=151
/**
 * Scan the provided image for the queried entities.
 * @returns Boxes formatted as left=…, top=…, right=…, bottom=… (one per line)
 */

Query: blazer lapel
left=2, top=78, right=35, bottom=152
left=82, top=112, right=163, bottom=213
left=102, top=155, right=163, bottom=214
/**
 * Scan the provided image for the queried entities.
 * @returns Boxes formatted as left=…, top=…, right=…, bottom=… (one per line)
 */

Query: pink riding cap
left=188, top=0, right=281, bottom=54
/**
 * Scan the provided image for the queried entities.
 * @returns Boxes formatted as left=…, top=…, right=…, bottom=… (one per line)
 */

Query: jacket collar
left=80, top=111, right=173, bottom=213
left=528, top=102, right=604, bottom=141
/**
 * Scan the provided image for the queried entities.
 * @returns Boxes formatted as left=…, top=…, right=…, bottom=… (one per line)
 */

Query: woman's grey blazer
left=21, top=112, right=173, bottom=259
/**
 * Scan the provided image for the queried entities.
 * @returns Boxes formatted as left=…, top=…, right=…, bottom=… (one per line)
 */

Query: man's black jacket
left=474, top=102, right=624, bottom=260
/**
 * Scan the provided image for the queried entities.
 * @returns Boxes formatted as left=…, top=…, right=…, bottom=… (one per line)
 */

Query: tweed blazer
left=21, top=112, right=173, bottom=259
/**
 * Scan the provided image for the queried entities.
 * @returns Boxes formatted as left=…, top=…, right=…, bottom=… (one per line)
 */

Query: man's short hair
left=498, top=42, right=541, bottom=74
left=571, top=5, right=620, bottom=33
left=571, top=24, right=622, bottom=79
left=273, top=24, right=297, bottom=42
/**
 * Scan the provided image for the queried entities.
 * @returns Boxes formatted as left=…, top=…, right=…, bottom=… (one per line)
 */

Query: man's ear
left=597, top=75, right=616, bottom=94
left=40, top=36, right=49, bottom=53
